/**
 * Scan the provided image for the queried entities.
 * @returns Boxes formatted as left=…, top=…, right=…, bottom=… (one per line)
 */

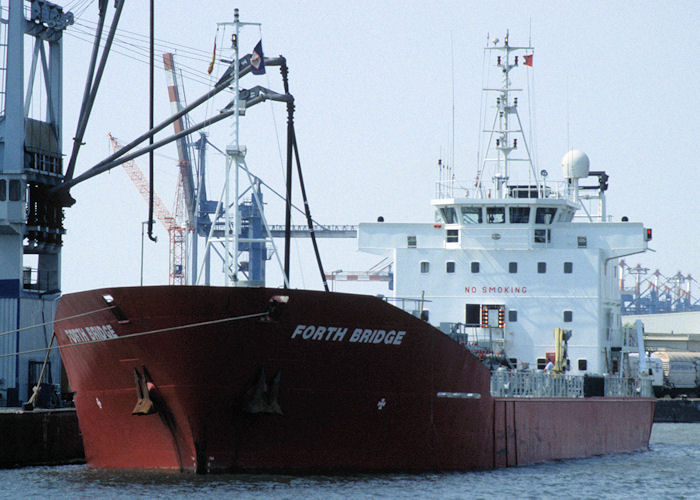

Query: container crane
left=621, top=264, right=699, bottom=314
left=108, top=133, right=186, bottom=285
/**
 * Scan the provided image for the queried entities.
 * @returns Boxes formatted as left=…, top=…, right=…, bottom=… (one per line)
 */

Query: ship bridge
left=357, top=33, right=655, bottom=380
left=430, top=196, right=577, bottom=248
left=432, top=197, right=578, bottom=226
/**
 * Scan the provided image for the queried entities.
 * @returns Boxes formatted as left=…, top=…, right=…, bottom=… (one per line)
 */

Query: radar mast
left=477, top=31, right=538, bottom=199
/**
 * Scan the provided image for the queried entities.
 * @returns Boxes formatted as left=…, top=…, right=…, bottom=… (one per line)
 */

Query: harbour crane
left=621, top=264, right=699, bottom=314
left=108, top=133, right=186, bottom=285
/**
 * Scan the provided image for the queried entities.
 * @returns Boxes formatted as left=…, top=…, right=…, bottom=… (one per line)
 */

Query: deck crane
left=108, top=133, right=186, bottom=285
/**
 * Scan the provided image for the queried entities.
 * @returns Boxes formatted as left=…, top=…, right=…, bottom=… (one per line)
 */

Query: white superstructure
left=358, top=33, right=651, bottom=376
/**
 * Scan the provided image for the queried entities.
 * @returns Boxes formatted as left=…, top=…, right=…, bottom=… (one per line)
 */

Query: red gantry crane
left=109, top=133, right=187, bottom=285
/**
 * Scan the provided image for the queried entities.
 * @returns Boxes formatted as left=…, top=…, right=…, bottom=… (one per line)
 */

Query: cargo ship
left=53, top=21, right=656, bottom=472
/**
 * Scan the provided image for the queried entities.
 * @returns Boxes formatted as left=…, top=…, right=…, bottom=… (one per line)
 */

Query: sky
left=43, top=0, right=699, bottom=296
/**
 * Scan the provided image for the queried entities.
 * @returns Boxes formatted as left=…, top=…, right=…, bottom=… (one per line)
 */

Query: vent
left=407, top=235, right=417, bottom=248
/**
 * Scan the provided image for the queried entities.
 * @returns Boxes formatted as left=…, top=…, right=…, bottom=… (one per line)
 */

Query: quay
left=654, top=398, right=700, bottom=423
left=0, top=408, right=84, bottom=468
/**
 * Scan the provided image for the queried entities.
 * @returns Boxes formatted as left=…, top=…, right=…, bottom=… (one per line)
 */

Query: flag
left=250, top=39, right=265, bottom=75
left=523, top=54, right=533, bottom=67
left=207, top=38, right=217, bottom=74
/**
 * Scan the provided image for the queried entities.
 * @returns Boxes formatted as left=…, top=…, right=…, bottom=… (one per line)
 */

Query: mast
left=210, top=9, right=291, bottom=288
left=478, top=31, right=537, bottom=199
left=218, top=8, right=259, bottom=286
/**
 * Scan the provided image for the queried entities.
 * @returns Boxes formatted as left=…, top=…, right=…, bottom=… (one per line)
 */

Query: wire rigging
left=75, top=16, right=211, bottom=58
left=64, top=26, right=215, bottom=89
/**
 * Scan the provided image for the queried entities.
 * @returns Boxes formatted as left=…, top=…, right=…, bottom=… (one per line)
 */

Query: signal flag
left=251, top=40, right=265, bottom=75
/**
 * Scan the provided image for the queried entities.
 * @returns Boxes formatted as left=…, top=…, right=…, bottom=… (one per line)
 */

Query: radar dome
left=561, top=150, right=590, bottom=179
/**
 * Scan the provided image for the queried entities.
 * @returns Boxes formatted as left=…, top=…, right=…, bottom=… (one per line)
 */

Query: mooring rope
left=0, top=310, right=269, bottom=359
left=25, top=332, right=56, bottom=408
left=0, top=305, right=117, bottom=339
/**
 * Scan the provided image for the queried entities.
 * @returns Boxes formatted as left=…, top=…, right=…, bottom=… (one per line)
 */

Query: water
left=2, top=423, right=699, bottom=500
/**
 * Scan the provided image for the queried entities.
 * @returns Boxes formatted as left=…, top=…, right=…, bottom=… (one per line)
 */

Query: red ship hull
left=54, top=286, right=654, bottom=473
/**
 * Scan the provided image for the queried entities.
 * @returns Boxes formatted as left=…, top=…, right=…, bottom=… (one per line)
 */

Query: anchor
left=245, top=368, right=283, bottom=415
left=132, top=366, right=157, bottom=416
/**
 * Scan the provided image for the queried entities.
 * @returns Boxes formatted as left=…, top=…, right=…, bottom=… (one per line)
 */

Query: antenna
left=451, top=32, right=455, bottom=172
left=566, top=74, right=570, bottom=152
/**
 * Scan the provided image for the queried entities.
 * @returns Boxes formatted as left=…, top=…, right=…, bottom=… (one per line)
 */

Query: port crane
left=620, top=260, right=699, bottom=314
left=108, top=133, right=187, bottom=285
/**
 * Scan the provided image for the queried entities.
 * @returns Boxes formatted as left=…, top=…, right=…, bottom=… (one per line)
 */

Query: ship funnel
left=561, top=150, right=590, bottom=179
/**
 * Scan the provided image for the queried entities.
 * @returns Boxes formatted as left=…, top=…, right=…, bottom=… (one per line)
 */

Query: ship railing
left=491, top=369, right=654, bottom=398
left=432, top=180, right=570, bottom=200
left=605, top=374, right=654, bottom=397
left=386, top=296, right=432, bottom=318
left=490, top=369, right=584, bottom=398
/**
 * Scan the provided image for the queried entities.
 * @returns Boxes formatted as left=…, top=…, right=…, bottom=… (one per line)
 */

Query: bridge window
left=420, top=261, right=430, bottom=274
left=471, top=261, right=480, bottom=273
left=446, top=261, right=455, bottom=273
left=564, top=262, right=573, bottom=273
left=509, top=206, right=530, bottom=223
left=486, top=206, right=505, bottom=224
left=440, top=207, right=457, bottom=224
left=509, top=262, right=518, bottom=273
left=535, top=207, right=557, bottom=224
left=461, top=206, right=482, bottom=224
